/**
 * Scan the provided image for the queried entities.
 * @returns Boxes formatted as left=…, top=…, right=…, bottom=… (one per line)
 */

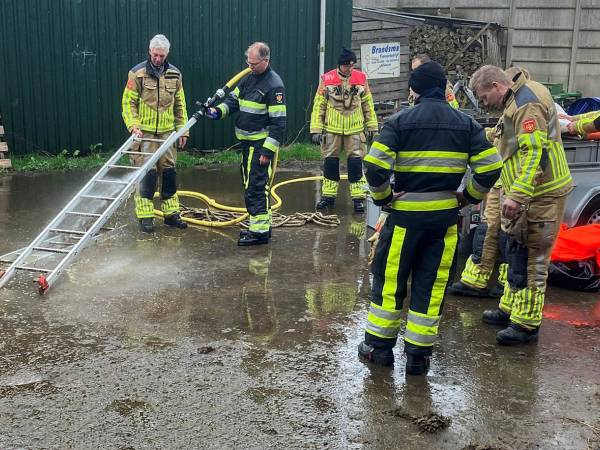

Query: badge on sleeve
left=127, top=79, right=135, bottom=90
left=275, top=92, right=284, bottom=104
left=522, top=119, right=537, bottom=133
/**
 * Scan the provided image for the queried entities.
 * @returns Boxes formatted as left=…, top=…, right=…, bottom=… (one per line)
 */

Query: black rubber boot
left=353, top=199, right=365, bottom=213
left=357, top=341, right=394, bottom=367
left=496, top=323, right=539, bottom=346
left=405, top=353, right=430, bottom=376
left=316, top=196, right=335, bottom=210
left=240, top=227, right=272, bottom=238
left=482, top=308, right=511, bottom=326
left=238, top=231, right=270, bottom=246
left=447, top=280, right=488, bottom=297
left=164, top=213, right=188, bottom=229
left=139, top=218, right=155, bottom=233
left=488, top=283, right=504, bottom=299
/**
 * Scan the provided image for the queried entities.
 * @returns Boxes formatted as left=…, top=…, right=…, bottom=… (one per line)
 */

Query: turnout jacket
left=572, top=110, right=600, bottom=135
left=217, top=66, right=286, bottom=157
left=122, top=60, right=189, bottom=136
left=364, top=95, right=502, bottom=228
left=310, top=68, right=378, bottom=135
left=495, top=72, right=572, bottom=206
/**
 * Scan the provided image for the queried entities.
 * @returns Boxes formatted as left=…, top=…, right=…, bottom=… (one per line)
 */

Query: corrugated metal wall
left=0, top=0, right=352, bottom=155
left=354, top=0, right=600, bottom=97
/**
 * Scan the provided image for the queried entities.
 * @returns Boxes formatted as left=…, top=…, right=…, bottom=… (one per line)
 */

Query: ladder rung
left=66, top=211, right=102, bottom=217
left=32, top=247, right=70, bottom=254
left=80, top=194, right=117, bottom=201
left=15, top=265, right=52, bottom=273
left=108, top=165, right=138, bottom=170
left=40, top=241, right=77, bottom=246
left=121, top=150, right=155, bottom=155
left=49, top=228, right=87, bottom=235
left=135, top=138, right=166, bottom=143
left=95, top=179, right=129, bottom=185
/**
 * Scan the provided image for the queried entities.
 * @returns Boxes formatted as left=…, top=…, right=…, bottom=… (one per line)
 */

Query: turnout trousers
left=461, top=185, right=508, bottom=288
left=364, top=215, right=458, bottom=356
left=130, top=131, right=181, bottom=219
left=240, top=140, right=273, bottom=235
left=320, top=132, right=367, bottom=200
left=498, top=194, right=567, bottom=328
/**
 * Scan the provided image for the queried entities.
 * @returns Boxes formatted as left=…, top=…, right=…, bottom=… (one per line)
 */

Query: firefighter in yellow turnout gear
left=470, top=66, right=573, bottom=345
left=448, top=68, right=531, bottom=299
left=122, top=34, right=189, bottom=232
left=357, top=61, right=502, bottom=374
left=310, top=49, right=378, bottom=213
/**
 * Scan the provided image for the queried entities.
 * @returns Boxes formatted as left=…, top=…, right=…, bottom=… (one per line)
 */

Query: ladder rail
left=42, top=118, right=198, bottom=291
left=0, top=135, right=136, bottom=289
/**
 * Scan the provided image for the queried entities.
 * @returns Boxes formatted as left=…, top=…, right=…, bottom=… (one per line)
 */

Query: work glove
left=367, top=232, right=379, bottom=265
left=367, top=211, right=389, bottom=265
left=205, top=107, right=220, bottom=120
left=311, top=133, right=322, bottom=146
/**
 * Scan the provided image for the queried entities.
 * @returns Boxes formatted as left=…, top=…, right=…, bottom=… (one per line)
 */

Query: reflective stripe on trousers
left=461, top=255, right=490, bottom=289
left=241, top=142, right=272, bottom=233
left=498, top=195, right=567, bottom=327
left=365, top=219, right=458, bottom=349
left=134, top=193, right=180, bottom=218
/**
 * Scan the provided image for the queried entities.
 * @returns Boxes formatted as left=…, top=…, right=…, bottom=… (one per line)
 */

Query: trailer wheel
left=576, top=196, right=600, bottom=226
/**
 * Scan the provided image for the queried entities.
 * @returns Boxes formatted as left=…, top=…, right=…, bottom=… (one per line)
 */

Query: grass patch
left=4, top=142, right=321, bottom=173
left=278, top=143, right=321, bottom=161
left=10, top=153, right=113, bottom=172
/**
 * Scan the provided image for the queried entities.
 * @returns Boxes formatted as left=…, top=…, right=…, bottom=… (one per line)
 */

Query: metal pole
left=568, top=0, right=582, bottom=92
left=505, top=0, right=517, bottom=68
left=319, top=0, right=327, bottom=76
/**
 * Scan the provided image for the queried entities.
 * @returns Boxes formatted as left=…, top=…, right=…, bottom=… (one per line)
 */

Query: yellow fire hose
left=153, top=171, right=350, bottom=228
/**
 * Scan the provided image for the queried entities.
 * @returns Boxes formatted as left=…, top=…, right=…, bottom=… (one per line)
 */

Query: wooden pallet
left=0, top=118, right=11, bottom=169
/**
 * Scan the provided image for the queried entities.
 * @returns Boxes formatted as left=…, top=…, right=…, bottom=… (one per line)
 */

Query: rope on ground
left=180, top=206, right=340, bottom=229
left=153, top=174, right=351, bottom=228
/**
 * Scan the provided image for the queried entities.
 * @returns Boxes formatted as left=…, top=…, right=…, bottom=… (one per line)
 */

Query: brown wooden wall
left=351, top=9, right=420, bottom=121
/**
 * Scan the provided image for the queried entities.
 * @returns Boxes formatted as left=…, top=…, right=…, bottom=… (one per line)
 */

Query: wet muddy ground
left=1, top=165, right=599, bottom=449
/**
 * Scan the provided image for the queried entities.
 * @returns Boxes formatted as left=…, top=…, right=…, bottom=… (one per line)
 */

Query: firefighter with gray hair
left=205, top=42, right=286, bottom=246
left=469, top=65, right=573, bottom=345
left=122, top=34, right=189, bottom=232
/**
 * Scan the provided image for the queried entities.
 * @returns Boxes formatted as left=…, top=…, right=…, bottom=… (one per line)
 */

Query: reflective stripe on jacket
left=217, top=66, right=286, bottom=157
left=364, top=96, right=502, bottom=228
left=310, top=69, right=378, bottom=135
left=122, top=60, right=188, bottom=136
left=497, top=72, right=572, bottom=206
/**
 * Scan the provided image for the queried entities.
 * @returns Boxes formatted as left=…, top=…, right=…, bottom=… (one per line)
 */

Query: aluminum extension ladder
left=0, top=116, right=198, bottom=294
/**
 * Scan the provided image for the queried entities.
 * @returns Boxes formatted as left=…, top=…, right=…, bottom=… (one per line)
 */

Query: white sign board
left=360, top=42, right=401, bottom=79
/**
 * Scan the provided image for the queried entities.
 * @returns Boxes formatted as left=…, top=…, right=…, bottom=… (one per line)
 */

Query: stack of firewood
left=410, top=24, right=485, bottom=80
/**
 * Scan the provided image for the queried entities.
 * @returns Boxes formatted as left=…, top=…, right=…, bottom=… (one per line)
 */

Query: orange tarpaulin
left=551, top=224, right=600, bottom=267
